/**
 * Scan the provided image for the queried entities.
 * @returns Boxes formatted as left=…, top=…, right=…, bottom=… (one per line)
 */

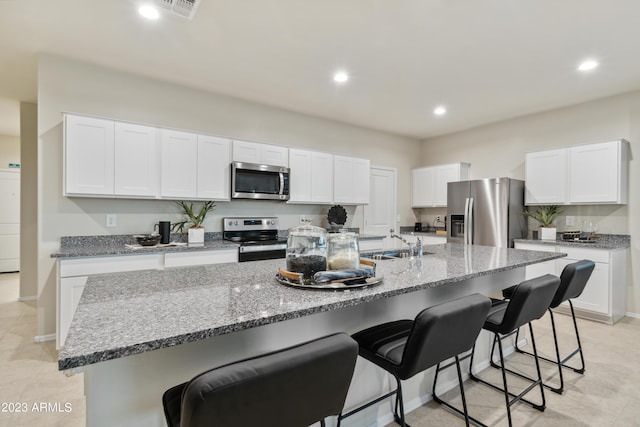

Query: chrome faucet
left=390, top=233, right=422, bottom=257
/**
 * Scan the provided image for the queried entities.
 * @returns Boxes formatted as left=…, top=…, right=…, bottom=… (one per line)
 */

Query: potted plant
left=522, top=205, right=562, bottom=240
left=172, top=201, right=216, bottom=246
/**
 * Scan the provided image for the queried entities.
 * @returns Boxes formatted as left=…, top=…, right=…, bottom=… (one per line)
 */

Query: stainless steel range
left=223, top=217, right=287, bottom=262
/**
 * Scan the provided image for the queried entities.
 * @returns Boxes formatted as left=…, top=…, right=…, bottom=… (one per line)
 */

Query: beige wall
left=0, top=134, right=20, bottom=168
left=36, top=54, right=420, bottom=337
left=20, top=102, right=37, bottom=299
left=420, top=91, right=640, bottom=315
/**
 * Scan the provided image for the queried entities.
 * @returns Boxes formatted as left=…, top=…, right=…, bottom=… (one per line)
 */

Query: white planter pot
left=188, top=228, right=205, bottom=247
left=539, top=227, right=557, bottom=241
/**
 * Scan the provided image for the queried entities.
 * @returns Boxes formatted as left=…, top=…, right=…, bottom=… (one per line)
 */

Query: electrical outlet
left=299, top=215, right=312, bottom=224
left=566, top=216, right=575, bottom=227
left=106, top=214, right=117, bottom=228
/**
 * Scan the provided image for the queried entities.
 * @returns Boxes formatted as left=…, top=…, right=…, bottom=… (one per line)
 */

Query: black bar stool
left=162, top=332, right=358, bottom=427
left=505, top=259, right=595, bottom=393
left=469, top=274, right=560, bottom=427
left=341, top=293, right=491, bottom=426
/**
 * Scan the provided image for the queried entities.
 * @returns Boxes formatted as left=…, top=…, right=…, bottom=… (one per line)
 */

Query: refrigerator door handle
left=464, top=198, right=470, bottom=245
left=467, top=197, right=474, bottom=245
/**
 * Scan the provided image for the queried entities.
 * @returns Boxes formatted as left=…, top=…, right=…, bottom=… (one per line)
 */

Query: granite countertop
left=51, top=233, right=384, bottom=259
left=514, top=234, right=630, bottom=250
left=58, top=243, right=565, bottom=370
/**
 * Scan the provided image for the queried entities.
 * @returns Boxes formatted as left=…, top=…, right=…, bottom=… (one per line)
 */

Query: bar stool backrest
left=175, top=332, right=358, bottom=427
left=398, top=293, right=491, bottom=379
left=550, top=260, right=596, bottom=309
left=496, top=274, right=560, bottom=334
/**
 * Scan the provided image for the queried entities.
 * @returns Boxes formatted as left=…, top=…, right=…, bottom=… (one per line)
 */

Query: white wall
left=20, top=102, right=37, bottom=299
left=0, top=134, right=20, bottom=168
left=36, top=54, right=421, bottom=337
left=420, top=90, right=640, bottom=315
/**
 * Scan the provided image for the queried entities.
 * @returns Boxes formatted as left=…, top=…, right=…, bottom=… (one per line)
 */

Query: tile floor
left=0, top=272, right=638, bottom=426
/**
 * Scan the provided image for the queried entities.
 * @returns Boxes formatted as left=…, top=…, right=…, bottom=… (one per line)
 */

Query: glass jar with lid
left=327, top=231, right=360, bottom=270
left=286, top=224, right=327, bottom=280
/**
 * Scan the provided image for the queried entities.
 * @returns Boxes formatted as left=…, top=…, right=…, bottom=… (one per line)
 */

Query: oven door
left=238, top=242, right=287, bottom=262
left=232, top=162, right=290, bottom=201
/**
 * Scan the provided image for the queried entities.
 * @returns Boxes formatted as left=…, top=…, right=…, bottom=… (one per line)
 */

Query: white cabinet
left=232, top=140, right=289, bottom=167
left=514, top=241, right=627, bottom=324
left=114, top=122, right=158, bottom=197
left=525, top=149, right=567, bottom=205
left=64, top=115, right=115, bottom=196
left=525, top=140, right=629, bottom=205
left=333, top=155, right=370, bottom=205
left=412, top=163, right=470, bottom=207
left=288, top=148, right=334, bottom=204
left=160, top=129, right=198, bottom=198
left=568, top=141, right=628, bottom=204
left=196, top=135, right=231, bottom=200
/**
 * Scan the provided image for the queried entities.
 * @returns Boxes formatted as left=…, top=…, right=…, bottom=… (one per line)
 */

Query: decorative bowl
left=134, top=234, right=161, bottom=246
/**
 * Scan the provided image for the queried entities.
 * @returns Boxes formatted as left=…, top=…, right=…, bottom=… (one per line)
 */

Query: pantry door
left=364, top=166, right=396, bottom=248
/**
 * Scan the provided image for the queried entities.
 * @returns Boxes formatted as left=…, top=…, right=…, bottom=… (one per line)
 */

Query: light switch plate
left=106, top=214, right=117, bottom=228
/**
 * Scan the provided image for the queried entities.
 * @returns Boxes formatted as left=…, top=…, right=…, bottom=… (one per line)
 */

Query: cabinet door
left=160, top=130, right=198, bottom=198
left=334, top=155, right=370, bottom=204
left=434, top=164, right=462, bottom=207
left=288, top=149, right=312, bottom=202
left=261, top=144, right=289, bottom=167
left=58, top=276, right=88, bottom=348
left=556, top=258, right=609, bottom=314
left=311, top=151, right=334, bottom=203
left=114, top=122, right=158, bottom=197
left=65, top=115, right=115, bottom=195
left=569, top=141, right=620, bottom=204
left=525, top=149, right=567, bottom=204
left=232, top=140, right=261, bottom=163
left=412, top=167, right=435, bottom=207
left=197, top=135, right=231, bottom=200
left=514, top=242, right=557, bottom=280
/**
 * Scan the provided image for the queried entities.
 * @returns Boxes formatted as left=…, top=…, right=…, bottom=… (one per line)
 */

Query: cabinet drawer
left=556, top=246, right=609, bottom=263
left=514, top=243, right=555, bottom=253
left=164, top=250, right=238, bottom=267
left=59, top=254, right=164, bottom=277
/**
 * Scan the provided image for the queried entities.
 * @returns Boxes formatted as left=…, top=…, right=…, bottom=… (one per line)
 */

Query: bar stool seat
left=503, top=259, right=595, bottom=393
left=341, top=294, right=491, bottom=426
left=469, top=274, right=560, bottom=427
left=162, top=332, right=358, bottom=427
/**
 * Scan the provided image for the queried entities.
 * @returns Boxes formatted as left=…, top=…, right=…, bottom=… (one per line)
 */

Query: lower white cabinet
left=514, top=242, right=627, bottom=324
left=57, top=249, right=238, bottom=348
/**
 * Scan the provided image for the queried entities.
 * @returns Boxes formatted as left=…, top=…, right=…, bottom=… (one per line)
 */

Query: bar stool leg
left=393, top=375, right=408, bottom=427
left=495, top=336, right=513, bottom=427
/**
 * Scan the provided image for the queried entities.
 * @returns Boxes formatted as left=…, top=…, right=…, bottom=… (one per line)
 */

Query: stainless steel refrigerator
left=447, top=178, right=526, bottom=248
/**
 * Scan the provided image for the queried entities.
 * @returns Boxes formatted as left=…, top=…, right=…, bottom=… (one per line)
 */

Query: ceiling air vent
left=156, top=0, right=201, bottom=20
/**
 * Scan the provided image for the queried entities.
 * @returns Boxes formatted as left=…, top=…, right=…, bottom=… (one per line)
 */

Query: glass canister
left=327, top=231, right=360, bottom=270
left=286, top=224, right=328, bottom=280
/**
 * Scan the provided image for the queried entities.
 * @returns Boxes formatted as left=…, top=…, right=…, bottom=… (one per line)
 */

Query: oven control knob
left=227, top=220, right=233, bottom=226
left=234, top=220, right=239, bottom=226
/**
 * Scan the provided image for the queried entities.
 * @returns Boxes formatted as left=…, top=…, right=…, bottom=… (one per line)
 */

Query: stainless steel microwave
left=231, top=162, right=290, bottom=201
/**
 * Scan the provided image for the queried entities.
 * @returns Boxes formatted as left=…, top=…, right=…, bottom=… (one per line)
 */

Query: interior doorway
left=363, top=166, right=396, bottom=248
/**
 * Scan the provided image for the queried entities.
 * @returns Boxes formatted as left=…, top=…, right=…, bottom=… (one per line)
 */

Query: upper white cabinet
left=568, top=141, right=628, bottom=204
left=196, top=135, right=231, bottom=200
left=525, top=148, right=567, bottom=205
left=412, top=163, right=470, bottom=207
left=65, top=115, right=115, bottom=196
left=232, top=140, right=289, bottom=167
left=333, top=155, right=370, bottom=205
left=160, top=129, right=198, bottom=199
left=525, top=140, right=629, bottom=205
left=289, top=148, right=334, bottom=204
left=65, top=115, right=158, bottom=198
left=114, top=122, right=158, bottom=197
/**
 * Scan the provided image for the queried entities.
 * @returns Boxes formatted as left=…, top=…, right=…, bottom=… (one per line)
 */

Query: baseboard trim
left=33, top=334, right=56, bottom=343
left=18, top=295, right=37, bottom=302
left=625, top=311, right=640, bottom=319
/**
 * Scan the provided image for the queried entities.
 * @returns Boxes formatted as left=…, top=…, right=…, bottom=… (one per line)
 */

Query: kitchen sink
left=361, top=249, right=431, bottom=260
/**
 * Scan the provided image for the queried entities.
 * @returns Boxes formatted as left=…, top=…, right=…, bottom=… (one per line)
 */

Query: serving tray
left=275, top=259, right=383, bottom=291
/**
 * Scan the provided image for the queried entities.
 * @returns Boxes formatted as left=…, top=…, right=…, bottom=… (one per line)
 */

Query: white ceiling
left=1, top=0, right=640, bottom=139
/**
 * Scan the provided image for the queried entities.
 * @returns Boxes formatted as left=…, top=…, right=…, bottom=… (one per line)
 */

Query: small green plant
left=522, top=205, right=562, bottom=228
left=172, top=201, right=216, bottom=232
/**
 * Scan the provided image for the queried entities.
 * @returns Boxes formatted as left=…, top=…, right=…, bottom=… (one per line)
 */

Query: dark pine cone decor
left=327, top=205, right=347, bottom=227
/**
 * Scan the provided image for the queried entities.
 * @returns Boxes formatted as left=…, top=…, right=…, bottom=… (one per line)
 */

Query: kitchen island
left=59, top=243, right=564, bottom=427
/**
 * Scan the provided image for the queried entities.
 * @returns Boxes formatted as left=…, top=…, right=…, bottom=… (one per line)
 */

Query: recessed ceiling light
left=139, top=4, right=160, bottom=20
left=434, top=106, right=447, bottom=116
left=333, top=71, right=349, bottom=83
left=578, top=60, right=598, bottom=72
